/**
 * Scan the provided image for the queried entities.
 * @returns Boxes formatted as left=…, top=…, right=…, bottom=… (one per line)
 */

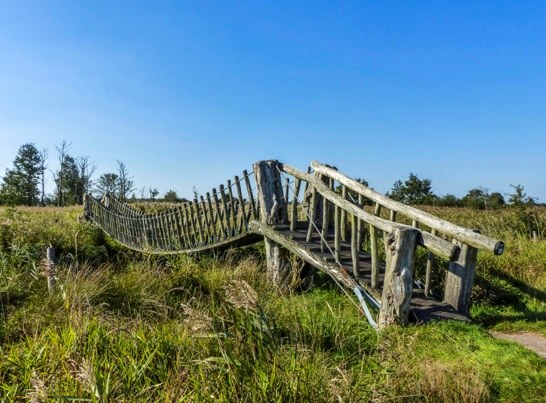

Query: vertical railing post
left=253, top=160, right=290, bottom=286
left=378, top=227, right=419, bottom=329
left=443, top=238, right=478, bottom=316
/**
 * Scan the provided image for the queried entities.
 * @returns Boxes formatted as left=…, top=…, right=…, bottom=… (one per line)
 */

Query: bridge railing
left=84, top=169, right=260, bottom=253
left=251, top=160, right=504, bottom=327
left=308, top=161, right=504, bottom=317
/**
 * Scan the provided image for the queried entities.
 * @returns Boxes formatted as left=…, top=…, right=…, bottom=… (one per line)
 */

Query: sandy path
left=491, top=331, right=546, bottom=359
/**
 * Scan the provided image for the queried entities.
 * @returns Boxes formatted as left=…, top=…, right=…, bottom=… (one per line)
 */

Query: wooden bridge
left=83, top=160, right=504, bottom=330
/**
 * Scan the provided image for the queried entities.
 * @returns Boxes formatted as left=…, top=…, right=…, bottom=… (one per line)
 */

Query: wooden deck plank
left=271, top=225, right=470, bottom=324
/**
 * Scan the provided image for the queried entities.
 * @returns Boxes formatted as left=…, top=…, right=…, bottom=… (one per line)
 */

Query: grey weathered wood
left=280, top=164, right=458, bottom=260
left=290, top=178, right=301, bottom=232
left=200, top=196, right=212, bottom=243
left=192, top=199, right=205, bottom=244
left=334, top=202, right=341, bottom=261
left=341, top=186, right=348, bottom=242
left=253, top=160, right=290, bottom=286
left=253, top=160, right=288, bottom=225
left=370, top=202, right=381, bottom=289
left=284, top=177, right=289, bottom=206
left=212, top=188, right=226, bottom=238
left=389, top=210, right=397, bottom=222
left=242, top=170, right=258, bottom=220
left=250, top=220, right=357, bottom=289
left=320, top=177, right=333, bottom=252
left=311, top=161, right=504, bottom=255
left=443, top=238, right=479, bottom=316
left=205, top=193, right=218, bottom=242
left=425, top=228, right=436, bottom=297
left=184, top=204, right=196, bottom=246
left=173, top=207, right=184, bottom=249
left=306, top=187, right=318, bottom=242
left=351, top=213, right=359, bottom=276
left=378, top=227, right=419, bottom=328
left=219, top=185, right=231, bottom=235
left=357, top=194, right=363, bottom=257
left=226, top=180, right=238, bottom=232
left=234, top=176, right=248, bottom=231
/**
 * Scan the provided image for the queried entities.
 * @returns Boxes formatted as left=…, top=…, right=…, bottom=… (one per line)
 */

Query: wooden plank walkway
left=271, top=225, right=469, bottom=324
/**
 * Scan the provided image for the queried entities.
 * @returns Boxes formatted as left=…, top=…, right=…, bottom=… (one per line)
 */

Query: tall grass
left=0, top=206, right=545, bottom=401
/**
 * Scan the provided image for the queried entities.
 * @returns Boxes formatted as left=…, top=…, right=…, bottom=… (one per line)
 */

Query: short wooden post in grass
left=46, top=247, right=57, bottom=293
left=443, top=237, right=479, bottom=317
left=378, top=227, right=419, bottom=329
left=253, top=160, right=290, bottom=287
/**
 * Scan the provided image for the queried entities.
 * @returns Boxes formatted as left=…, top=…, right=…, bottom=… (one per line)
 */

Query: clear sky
left=1, top=1, right=545, bottom=202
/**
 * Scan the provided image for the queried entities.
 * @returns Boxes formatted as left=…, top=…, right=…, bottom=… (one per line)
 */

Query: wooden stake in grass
left=46, top=247, right=57, bottom=293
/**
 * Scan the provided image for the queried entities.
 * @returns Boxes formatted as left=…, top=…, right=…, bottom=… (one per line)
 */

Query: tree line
left=0, top=143, right=539, bottom=208
left=0, top=142, right=186, bottom=206
left=385, top=173, right=537, bottom=209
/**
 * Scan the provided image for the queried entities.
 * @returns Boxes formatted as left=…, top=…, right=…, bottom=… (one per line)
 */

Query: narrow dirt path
left=491, top=332, right=546, bottom=359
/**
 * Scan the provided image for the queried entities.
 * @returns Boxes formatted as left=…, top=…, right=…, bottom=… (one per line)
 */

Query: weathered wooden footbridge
left=83, top=160, right=504, bottom=330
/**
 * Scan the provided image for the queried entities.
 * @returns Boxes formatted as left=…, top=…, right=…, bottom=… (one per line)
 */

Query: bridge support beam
left=253, top=160, right=292, bottom=286
left=378, top=227, right=419, bottom=329
left=443, top=240, right=478, bottom=316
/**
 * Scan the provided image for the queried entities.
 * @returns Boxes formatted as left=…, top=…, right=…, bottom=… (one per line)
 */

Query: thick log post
left=443, top=240, right=478, bottom=316
left=253, top=160, right=290, bottom=286
left=378, top=227, right=419, bottom=328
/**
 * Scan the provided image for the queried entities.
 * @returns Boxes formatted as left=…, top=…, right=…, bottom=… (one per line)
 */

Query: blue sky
left=1, top=1, right=545, bottom=201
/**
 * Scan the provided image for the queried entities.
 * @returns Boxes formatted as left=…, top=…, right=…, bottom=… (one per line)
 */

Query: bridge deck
left=270, top=225, right=469, bottom=324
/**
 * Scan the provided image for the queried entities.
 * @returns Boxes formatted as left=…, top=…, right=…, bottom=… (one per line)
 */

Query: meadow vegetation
left=0, top=205, right=545, bottom=401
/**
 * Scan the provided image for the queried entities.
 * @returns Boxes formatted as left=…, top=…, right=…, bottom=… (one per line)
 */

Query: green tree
left=461, top=188, right=488, bottom=209
left=0, top=143, right=44, bottom=205
left=54, top=155, right=80, bottom=205
left=163, top=190, right=180, bottom=202
left=508, top=184, right=535, bottom=206
left=95, top=173, right=119, bottom=196
left=487, top=192, right=505, bottom=209
left=434, top=194, right=461, bottom=207
left=388, top=173, right=436, bottom=205
left=149, top=187, right=159, bottom=201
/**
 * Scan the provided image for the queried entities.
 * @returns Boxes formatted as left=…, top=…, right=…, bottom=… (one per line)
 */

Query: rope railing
left=84, top=169, right=260, bottom=254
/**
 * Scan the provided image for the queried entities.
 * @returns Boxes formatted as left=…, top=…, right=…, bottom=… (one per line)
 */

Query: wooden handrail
left=280, top=164, right=458, bottom=260
left=311, top=161, right=504, bottom=255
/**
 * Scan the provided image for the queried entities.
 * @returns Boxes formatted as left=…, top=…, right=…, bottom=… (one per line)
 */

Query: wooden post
left=253, top=160, right=290, bottom=286
left=289, top=178, right=301, bottom=232
left=443, top=239, right=479, bottom=316
left=340, top=186, right=347, bottom=242
left=378, top=228, right=419, bottom=328
left=46, top=247, right=57, bottom=293
left=234, top=176, right=248, bottom=232
left=424, top=228, right=436, bottom=297
left=242, top=170, right=258, bottom=220
left=370, top=203, right=382, bottom=289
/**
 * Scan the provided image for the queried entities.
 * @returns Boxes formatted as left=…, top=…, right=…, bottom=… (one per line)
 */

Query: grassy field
left=0, top=205, right=545, bottom=401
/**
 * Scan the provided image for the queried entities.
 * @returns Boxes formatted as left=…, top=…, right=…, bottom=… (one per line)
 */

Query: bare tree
left=53, top=140, right=71, bottom=206
left=116, top=160, right=134, bottom=202
left=39, top=148, right=48, bottom=206
left=76, top=156, right=96, bottom=204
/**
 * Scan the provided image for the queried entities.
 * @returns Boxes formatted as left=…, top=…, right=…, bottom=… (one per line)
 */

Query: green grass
left=1, top=205, right=545, bottom=401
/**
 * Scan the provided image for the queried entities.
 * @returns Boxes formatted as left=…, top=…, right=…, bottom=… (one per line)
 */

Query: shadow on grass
left=471, top=267, right=546, bottom=328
